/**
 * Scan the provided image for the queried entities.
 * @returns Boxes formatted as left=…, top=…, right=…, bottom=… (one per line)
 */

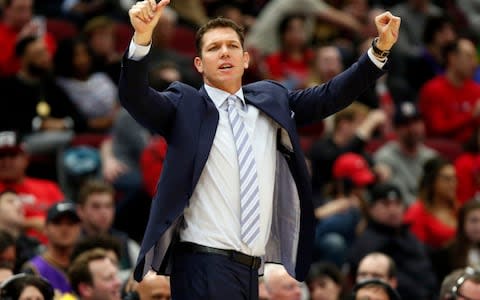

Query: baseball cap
left=369, top=182, right=402, bottom=204
left=0, top=131, right=24, bottom=154
left=333, top=153, right=375, bottom=187
left=394, top=102, right=421, bottom=126
left=46, top=202, right=80, bottom=223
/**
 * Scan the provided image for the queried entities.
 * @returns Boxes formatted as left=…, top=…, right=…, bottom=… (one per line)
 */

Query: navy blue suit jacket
left=119, top=52, right=385, bottom=282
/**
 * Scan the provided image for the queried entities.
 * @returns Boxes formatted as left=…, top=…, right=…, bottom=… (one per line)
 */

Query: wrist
left=133, top=32, right=152, bottom=46
left=372, top=37, right=390, bottom=59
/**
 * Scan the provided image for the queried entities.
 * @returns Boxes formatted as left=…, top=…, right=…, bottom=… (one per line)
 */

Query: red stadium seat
left=46, top=18, right=78, bottom=42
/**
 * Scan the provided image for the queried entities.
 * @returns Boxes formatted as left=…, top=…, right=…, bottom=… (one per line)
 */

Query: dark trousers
left=171, top=249, right=259, bottom=299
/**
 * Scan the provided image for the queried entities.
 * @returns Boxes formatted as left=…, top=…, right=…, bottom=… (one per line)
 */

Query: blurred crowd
left=2, top=0, right=480, bottom=299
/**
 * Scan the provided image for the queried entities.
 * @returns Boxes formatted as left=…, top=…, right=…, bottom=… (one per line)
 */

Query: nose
left=220, top=45, right=230, bottom=57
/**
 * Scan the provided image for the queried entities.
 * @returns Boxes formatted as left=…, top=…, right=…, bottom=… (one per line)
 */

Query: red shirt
left=265, top=49, right=314, bottom=89
left=0, top=23, right=56, bottom=77
left=419, top=75, right=480, bottom=143
left=404, top=201, right=456, bottom=249
left=455, top=153, right=480, bottom=204
left=0, top=177, right=64, bottom=243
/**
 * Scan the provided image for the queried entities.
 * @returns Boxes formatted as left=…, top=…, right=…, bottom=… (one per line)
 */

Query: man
left=0, top=131, right=64, bottom=243
left=76, top=179, right=140, bottom=282
left=351, top=279, right=401, bottom=300
left=440, top=267, right=480, bottom=300
left=68, top=248, right=122, bottom=300
left=347, top=181, right=436, bottom=299
left=356, top=252, right=398, bottom=288
left=136, top=273, right=171, bottom=300
left=419, top=37, right=480, bottom=144
left=122, top=1, right=400, bottom=298
left=374, top=101, right=437, bottom=205
left=263, top=264, right=302, bottom=300
left=23, top=201, right=81, bottom=295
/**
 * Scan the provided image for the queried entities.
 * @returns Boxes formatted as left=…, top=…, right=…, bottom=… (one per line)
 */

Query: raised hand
left=374, top=11, right=401, bottom=51
left=129, top=0, right=170, bottom=45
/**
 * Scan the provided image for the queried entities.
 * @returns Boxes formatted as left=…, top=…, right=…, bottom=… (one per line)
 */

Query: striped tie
left=226, top=95, right=260, bottom=247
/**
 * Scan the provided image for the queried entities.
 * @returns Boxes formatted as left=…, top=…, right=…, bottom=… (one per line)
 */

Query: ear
left=194, top=56, right=203, bottom=74
left=78, top=282, right=93, bottom=298
left=243, top=51, right=250, bottom=69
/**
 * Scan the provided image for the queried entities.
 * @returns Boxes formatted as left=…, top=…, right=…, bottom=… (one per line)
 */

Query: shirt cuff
left=127, top=39, right=152, bottom=61
left=367, top=48, right=387, bottom=69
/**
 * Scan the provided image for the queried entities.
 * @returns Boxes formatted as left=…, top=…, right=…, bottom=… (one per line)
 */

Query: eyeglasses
left=452, top=267, right=480, bottom=300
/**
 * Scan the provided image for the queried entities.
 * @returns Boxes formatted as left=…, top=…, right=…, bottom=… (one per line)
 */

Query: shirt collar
left=203, top=84, right=245, bottom=109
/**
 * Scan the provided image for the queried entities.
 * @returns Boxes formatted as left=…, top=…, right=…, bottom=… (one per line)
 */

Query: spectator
left=135, top=272, right=171, bottom=300
left=348, top=181, right=437, bottom=299
left=404, top=156, right=457, bottom=249
left=263, top=264, right=303, bottom=300
left=419, top=37, right=480, bottom=144
left=264, top=14, right=313, bottom=90
left=445, top=267, right=480, bottom=300
left=350, top=279, right=401, bottom=300
left=355, top=252, right=398, bottom=288
left=305, top=262, right=344, bottom=300
left=70, top=234, right=121, bottom=266
left=374, top=102, right=437, bottom=205
left=0, top=190, right=41, bottom=273
left=454, top=126, right=480, bottom=204
left=0, top=0, right=56, bottom=77
left=439, top=268, right=465, bottom=300
left=432, top=200, right=480, bottom=283
left=314, top=152, right=376, bottom=267
left=0, top=273, right=54, bottom=300
left=0, top=131, right=64, bottom=244
left=61, top=0, right=118, bottom=26
left=68, top=248, right=122, bottom=300
left=54, top=38, right=119, bottom=133
left=457, top=0, right=480, bottom=40
left=76, top=179, right=140, bottom=282
left=22, top=202, right=81, bottom=295
left=307, top=45, right=343, bottom=87
left=0, top=266, right=13, bottom=284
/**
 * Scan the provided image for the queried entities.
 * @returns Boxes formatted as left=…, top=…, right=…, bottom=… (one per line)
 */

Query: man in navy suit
left=120, top=1, right=400, bottom=299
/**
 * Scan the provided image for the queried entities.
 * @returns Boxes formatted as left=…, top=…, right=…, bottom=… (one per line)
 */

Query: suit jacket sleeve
left=288, top=53, right=386, bottom=127
left=118, top=53, right=182, bottom=139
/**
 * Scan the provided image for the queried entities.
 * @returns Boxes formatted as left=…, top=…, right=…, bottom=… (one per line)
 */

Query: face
left=281, top=17, right=307, bottom=50
left=137, top=275, right=171, bottom=300
left=0, top=152, right=28, bottom=182
left=396, top=120, right=425, bottom=149
left=457, top=280, right=480, bottom=300
left=73, top=43, right=92, bottom=78
left=433, top=23, right=456, bottom=48
left=194, top=27, right=249, bottom=94
left=308, top=276, right=341, bottom=300
left=314, top=46, right=343, bottom=82
left=0, top=245, right=16, bottom=270
left=357, top=256, right=396, bottom=288
left=89, top=27, right=115, bottom=57
left=4, top=0, right=33, bottom=30
left=268, top=272, right=302, bottom=300
left=369, top=198, right=405, bottom=228
left=355, top=287, right=390, bottom=300
left=86, top=258, right=121, bottom=300
left=434, top=165, right=457, bottom=203
left=45, top=216, right=81, bottom=249
left=0, top=192, right=24, bottom=229
left=464, top=208, right=480, bottom=243
left=77, top=192, right=115, bottom=234
left=451, top=39, right=478, bottom=80
left=23, top=39, right=53, bottom=76
left=19, top=285, right=45, bottom=300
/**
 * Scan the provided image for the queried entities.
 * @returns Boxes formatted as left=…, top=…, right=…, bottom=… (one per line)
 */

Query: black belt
left=177, top=242, right=262, bottom=270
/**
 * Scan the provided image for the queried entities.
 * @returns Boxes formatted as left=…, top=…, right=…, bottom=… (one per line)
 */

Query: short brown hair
left=68, top=248, right=110, bottom=295
left=77, top=179, right=114, bottom=206
left=195, top=17, right=245, bottom=56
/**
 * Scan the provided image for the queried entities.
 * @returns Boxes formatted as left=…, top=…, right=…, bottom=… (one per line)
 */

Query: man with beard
left=374, top=101, right=437, bottom=205
left=0, top=35, right=87, bottom=151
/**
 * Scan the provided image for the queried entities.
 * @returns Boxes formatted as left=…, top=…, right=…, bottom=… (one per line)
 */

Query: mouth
left=219, top=63, right=234, bottom=70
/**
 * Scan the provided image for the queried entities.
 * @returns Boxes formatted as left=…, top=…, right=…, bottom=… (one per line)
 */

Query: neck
left=44, top=246, right=72, bottom=269
left=446, top=69, right=466, bottom=87
left=0, top=224, right=20, bottom=238
left=205, top=81, right=241, bottom=95
left=17, top=69, right=40, bottom=83
left=399, top=141, right=418, bottom=156
left=332, top=131, right=348, bottom=146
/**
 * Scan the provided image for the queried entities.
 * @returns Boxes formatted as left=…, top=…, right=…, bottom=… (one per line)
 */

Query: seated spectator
left=442, top=267, right=480, bottom=300
left=0, top=273, right=54, bottom=300
left=54, top=38, right=119, bottom=133
left=0, top=191, right=41, bottom=273
left=135, top=272, right=171, bottom=300
left=374, top=102, right=437, bottom=205
left=0, top=131, right=65, bottom=244
left=263, top=264, right=303, bottom=300
left=404, top=157, right=457, bottom=249
left=61, top=0, right=120, bottom=26
left=70, top=235, right=122, bottom=269
left=264, top=14, right=313, bottom=90
left=350, top=279, right=401, bottom=300
left=355, top=252, right=397, bottom=289
left=455, top=126, right=480, bottom=204
left=307, top=45, right=343, bottom=87
left=419, top=37, right=480, bottom=144
left=432, top=200, right=480, bottom=283
left=305, top=262, right=344, bottom=300
left=0, top=0, right=56, bottom=77
left=76, top=179, right=140, bottom=282
left=348, top=181, right=437, bottom=299
left=22, top=201, right=81, bottom=296
left=314, top=152, right=375, bottom=267
left=68, top=248, right=122, bottom=300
